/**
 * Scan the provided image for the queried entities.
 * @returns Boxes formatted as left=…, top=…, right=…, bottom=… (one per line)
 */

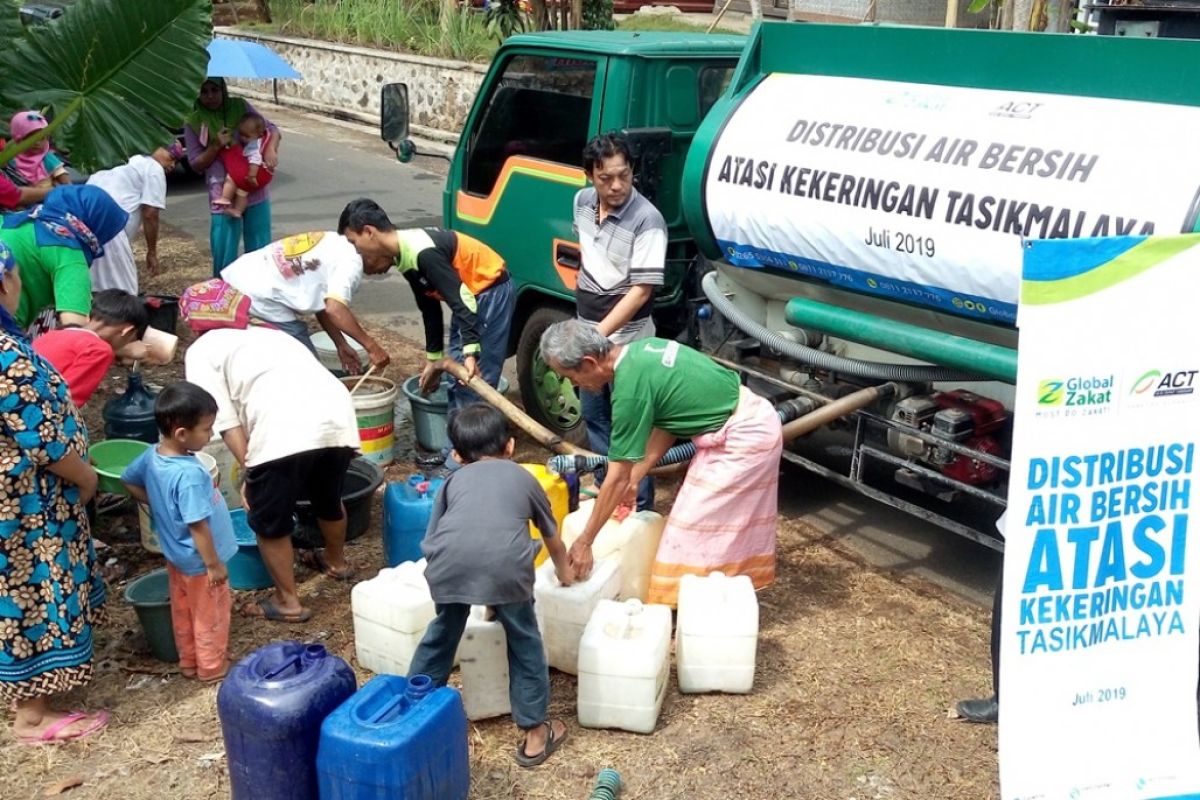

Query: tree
left=0, top=0, right=213, bottom=171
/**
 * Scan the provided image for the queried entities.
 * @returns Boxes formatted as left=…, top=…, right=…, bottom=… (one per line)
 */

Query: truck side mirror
left=381, top=83, right=415, bottom=164
left=621, top=127, right=673, bottom=204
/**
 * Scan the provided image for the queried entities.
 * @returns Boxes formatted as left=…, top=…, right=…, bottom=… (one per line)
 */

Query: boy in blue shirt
left=122, top=382, right=237, bottom=682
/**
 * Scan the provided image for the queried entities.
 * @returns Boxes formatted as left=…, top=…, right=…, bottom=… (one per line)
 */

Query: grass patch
left=268, top=0, right=499, bottom=61
left=616, top=14, right=742, bottom=34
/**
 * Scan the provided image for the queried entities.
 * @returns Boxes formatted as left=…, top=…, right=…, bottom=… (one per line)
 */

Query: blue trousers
left=580, top=383, right=655, bottom=512
left=444, top=278, right=516, bottom=412
left=408, top=600, right=549, bottom=729
left=268, top=317, right=316, bottom=355
left=210, top=201, right=272, bottom=276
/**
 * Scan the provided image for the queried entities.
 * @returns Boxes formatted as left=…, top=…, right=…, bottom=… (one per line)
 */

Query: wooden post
left=945, top=0, right=958, bottom=28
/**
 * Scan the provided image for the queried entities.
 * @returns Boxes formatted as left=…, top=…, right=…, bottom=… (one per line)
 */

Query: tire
left=516, top=305, right=588, bottom=446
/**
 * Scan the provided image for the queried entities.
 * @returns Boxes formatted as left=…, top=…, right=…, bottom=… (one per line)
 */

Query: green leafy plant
left=582, top=0, right=614, bottom=31
left=484, top=0, right=527, bottom=41
left=0, top=0, right=212, bottom=171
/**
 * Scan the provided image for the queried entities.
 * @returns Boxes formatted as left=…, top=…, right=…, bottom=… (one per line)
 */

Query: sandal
left=515, top=720, right=568, bottom=768
left=298, top=550, right=357, bottom=582
left=18, top=710, right=109, bottom=746
left=241, top=598, right=312, bottom=624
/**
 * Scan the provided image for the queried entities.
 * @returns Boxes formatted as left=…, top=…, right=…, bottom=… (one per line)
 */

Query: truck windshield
left=699, top=65, right=734, bottom=118
left=464, top=54, right=598, bottom=196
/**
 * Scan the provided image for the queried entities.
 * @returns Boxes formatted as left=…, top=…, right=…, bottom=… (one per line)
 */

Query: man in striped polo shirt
left=573, top=132, right=668, bottom=511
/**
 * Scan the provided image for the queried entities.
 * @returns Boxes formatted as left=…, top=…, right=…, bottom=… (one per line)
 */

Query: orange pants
left=167, top=564, right=232, bottom=679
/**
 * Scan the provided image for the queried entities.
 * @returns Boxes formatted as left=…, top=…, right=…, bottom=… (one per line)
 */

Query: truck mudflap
left=699, top=72, right=1200, bottom=327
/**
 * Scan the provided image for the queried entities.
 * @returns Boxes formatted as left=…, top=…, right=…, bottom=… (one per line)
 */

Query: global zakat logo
left=1038, top=375, right=1113, bottom=407
left=1038, top=379, right=1065, bottom=406
left=1131, top=368, right=1197, bottom=398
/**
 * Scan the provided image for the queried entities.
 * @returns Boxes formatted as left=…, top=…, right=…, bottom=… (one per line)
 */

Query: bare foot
left=14, top=709, right=109, bottom=744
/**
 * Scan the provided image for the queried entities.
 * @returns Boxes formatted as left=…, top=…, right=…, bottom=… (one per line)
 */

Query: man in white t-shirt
left=86, top=146, right=179, bottom=294
left=220, top=230, right=390, bottom=374
left=185, top=327, right=362, bottom=624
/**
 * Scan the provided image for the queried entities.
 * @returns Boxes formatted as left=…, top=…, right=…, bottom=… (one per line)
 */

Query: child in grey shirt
left=409, top=403, right=572, bottom=767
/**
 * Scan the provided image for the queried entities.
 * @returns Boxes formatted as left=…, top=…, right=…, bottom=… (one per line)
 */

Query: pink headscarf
left=10, top=110, right=51, bottom=185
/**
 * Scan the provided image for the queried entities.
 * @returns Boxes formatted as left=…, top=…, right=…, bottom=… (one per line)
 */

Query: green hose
left=588, top=768, right=622, bottom=799
left=784, top=297, right=1018, bottom=384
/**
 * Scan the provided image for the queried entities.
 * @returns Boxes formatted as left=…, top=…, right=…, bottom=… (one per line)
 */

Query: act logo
left=1038, top=379, right=1064, bottom=406
left=1131, top=369, right=1162, bottom=394
left=992, top=100, right=1042, bottom=119
left=1131, top=368, right=1197, bottom=398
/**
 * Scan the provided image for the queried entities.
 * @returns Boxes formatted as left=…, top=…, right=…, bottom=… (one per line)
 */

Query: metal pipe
left=780, top=383, right=899, bottom=441
left=857, top=445, right=1007, bottom=505
left=702, top=272, right=981, bottom=382
left=784, top=297, right=1018, bottom=384
left=709, top=354, right=833, bottom=406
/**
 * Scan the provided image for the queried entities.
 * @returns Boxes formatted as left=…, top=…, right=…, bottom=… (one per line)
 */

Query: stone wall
left=217, top=28, right=487, bottom=145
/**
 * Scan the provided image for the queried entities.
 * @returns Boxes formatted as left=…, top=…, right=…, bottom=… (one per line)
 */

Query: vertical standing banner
left=1000, top=234, right=1200, bottom=800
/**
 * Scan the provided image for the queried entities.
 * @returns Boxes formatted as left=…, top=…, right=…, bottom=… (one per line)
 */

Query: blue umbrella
left=205, top=39, right=302, bottom=80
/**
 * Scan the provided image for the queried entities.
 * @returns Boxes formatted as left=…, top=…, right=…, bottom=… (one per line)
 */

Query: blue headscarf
left=2, top=185, right=128, bottom=265
left=0, top=241, right=26, bottom=339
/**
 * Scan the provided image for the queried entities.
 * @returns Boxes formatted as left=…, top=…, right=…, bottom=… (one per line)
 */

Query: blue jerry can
left=218, top=642, right=357, bottom=800
left=316, top=674, right=469, bottom=800
left=381, top=475, right=445, bottom=567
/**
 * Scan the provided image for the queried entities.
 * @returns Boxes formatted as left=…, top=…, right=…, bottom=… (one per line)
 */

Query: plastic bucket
left=341, top=376, right=398, bottom=467
left=124, top=568, right=179, bottom=663
left=313, top=331, right=367, bottom=377
left=139, top=452, right=219, bottom=554
left=228, top=509, right=273, bottom=590
left=401, top=374, right=508, bottom=453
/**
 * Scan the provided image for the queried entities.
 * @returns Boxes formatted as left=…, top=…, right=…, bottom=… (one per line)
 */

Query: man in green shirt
left=540, top=319, right=784, bottom=607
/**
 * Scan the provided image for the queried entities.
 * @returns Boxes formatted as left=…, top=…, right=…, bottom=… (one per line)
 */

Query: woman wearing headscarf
left=5, top=111, right=71, bottom=189
left=0, top=241, right=109, bottom=744
left=184, top=78, right=281, bottom=275
left=0, top=185, right=129, bottom=336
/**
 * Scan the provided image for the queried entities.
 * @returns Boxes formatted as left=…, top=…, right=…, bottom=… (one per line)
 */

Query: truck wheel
left=516, top=306, right=587, bottom=445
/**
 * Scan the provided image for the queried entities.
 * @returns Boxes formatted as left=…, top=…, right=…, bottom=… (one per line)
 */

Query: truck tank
left=683, top=23, right=1200, bottom=356
left=679, top=23, right=1200, bottom=545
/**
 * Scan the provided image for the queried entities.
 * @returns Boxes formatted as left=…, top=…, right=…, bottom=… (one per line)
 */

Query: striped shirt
left=573, top=186, right=667, bottom=344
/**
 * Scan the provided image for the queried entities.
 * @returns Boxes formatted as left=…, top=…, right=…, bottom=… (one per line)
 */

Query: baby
left=215, top=112, right=274, bottom=219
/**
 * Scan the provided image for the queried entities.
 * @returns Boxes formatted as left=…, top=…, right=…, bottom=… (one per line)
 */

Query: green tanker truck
left=380, top=21, right=1200, bottom=549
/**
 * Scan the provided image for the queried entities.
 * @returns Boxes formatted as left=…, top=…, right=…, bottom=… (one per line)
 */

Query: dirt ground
left=0, top=227, right=1001, bottom=799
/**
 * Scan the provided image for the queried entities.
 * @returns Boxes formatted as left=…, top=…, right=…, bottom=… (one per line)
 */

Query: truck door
left=449, top=52, right=607, bottom=302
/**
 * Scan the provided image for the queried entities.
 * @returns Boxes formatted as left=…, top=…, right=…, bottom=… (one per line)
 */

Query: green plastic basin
left=90, top=439, right=151, bottom=495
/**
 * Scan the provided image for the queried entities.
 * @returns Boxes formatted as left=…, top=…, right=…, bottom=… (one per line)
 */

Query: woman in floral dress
left=0, top=240, right=107, bottom=744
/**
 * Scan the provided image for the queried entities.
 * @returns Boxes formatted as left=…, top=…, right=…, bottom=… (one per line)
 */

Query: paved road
left=165, top=104, right=1002, bottom=610
left=166, top=105, right=448, bottom=338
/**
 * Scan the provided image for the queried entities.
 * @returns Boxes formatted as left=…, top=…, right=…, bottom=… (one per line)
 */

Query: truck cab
left=391, top=31, right=744, bottom=436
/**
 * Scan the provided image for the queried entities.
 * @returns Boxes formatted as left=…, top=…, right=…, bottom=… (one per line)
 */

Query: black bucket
left=142, top=294, right=179, bottom=334
left=292, top=457, right=384, bottom=549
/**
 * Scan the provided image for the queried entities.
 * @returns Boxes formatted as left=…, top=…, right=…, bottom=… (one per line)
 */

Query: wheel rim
left=532, top=349, right=581, bottom=431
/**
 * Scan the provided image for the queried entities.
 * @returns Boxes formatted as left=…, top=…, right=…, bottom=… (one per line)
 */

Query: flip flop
left=241, top=598, right=313, bottom=624
left=515, top=720, right=568, bottom=768
left=18, top=710, right=109, bottom=746
left=298, top=549, right=357, bottom=582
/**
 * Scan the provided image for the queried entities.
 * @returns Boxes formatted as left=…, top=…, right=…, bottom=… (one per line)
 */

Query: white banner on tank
left=999, top=235, right=1200, bottom=800
left=703, top=73, right=1200, bottom=324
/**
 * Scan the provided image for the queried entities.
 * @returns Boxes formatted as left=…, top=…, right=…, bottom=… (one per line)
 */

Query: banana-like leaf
left=0, top=0, right=213, bottom=171
left=0, top=0, right=21, bottom=48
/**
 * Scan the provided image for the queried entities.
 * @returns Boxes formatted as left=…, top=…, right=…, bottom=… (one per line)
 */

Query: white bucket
left=341, top=376, right=398, bottom=467
left=201, top=435, right=242, bottom=510
left=140, top=452, right=219, bottom=553
left=312, top=331, right=367, bottom=376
